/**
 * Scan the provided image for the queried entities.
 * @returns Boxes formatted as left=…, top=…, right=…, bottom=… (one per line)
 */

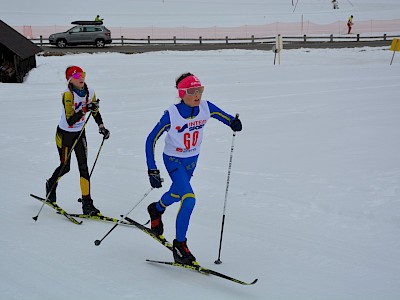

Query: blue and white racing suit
left=145, top=99, right=234, bottom=241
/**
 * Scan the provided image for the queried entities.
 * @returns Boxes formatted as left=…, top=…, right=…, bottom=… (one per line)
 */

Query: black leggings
left=48, top=126, right=90, bottom=196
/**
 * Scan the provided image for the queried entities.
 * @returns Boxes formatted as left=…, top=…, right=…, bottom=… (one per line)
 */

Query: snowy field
left=1, top=47, right=400, bottom=300
left=1, top=0, right=400, bottom=299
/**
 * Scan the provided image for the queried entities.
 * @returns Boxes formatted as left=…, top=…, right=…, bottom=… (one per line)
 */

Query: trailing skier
left=46, top=65, right=110, bottom=216
left=145, top=72, right=242, bottom=266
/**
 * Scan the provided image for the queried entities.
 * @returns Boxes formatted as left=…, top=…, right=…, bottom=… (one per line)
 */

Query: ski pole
left=32, top=112, right=93, bottom=222
left=77, top=136, right=106, bottom=204
left=94, top=187, right=155, bottom=246
left=88, top=99, right=104, bottom=178
left=215, top=114, right=238, bottom=264
left=90, top=136, right=106, bottom=178
left=293, top=0, right=299, bottom=12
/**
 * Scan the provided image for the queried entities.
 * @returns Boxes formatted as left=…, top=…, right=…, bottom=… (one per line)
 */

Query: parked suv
left=49, top=24, right=112, bottom=48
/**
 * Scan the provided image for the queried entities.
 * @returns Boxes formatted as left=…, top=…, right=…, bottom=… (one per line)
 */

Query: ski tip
left=249, top=278, right=258, bottom=285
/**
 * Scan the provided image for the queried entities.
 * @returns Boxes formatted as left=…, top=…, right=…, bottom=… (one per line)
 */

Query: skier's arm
left=207, top=101, right=235, bottom=126
left=145, top=111, right=171, bottom=170
left=208, top=101, right=242, bottom=131
left=87, top=92, right=111, bottom=139
left=89, top=92, right=104, bottom=126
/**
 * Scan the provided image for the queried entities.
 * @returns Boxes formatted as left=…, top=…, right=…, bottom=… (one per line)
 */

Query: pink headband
left=177, top=75, right=202, bottom=98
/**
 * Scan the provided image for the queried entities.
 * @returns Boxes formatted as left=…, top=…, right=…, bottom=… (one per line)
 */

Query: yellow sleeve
left=91, top=91, right=97, bottom=103
left=90, top=91, right=104, bottom=125
left=63, top=91, right=75, bottom=119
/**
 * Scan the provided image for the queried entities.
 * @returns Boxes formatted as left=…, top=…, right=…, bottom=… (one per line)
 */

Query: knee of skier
left=180, top=193, right=196, bottom=213
left=78, top=162, right=89, bottom=178
left=60, top=163, right=71, bottom=176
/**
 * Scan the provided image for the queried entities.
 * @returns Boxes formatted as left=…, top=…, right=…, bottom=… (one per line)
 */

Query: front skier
left=145, top=72, right=242, bottom=266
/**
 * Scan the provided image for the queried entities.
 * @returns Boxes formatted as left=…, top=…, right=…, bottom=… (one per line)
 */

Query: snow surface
left=2, top=1, right=400, bottom=300
left=1, top=47, right=400, bottom=300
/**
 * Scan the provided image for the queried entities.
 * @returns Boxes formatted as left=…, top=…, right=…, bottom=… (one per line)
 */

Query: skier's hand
left=148, top=169, right=162, bottom=188
left=230, top=115, right=242, bottom=132
left=99, top=125, right=110, bottom=139
left=86, top=101, right=99, bottom=112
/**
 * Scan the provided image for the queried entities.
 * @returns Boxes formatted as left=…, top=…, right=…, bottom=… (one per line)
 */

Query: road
left=39, top=40, right=391, bottom=55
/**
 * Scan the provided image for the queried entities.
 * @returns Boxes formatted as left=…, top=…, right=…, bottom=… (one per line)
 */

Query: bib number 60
left=183, top=131, right=199, bottom=149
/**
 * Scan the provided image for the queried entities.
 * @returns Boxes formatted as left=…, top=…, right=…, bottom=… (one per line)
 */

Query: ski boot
left=173, top=239, right=197, bottom=266
left=81, top=197, right=100, bottom=216
left=45, top=180, right=57, bottom=203
left=147, top=202, right=164, bottom=236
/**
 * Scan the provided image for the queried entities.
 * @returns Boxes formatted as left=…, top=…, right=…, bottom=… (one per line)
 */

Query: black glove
left=230, top=116, right=242, bottom=132
left=99, top=126, right=110, bottom=139
left=86, top=101, right=99, bottom=112
left=148, top=169, right=162, bottom=188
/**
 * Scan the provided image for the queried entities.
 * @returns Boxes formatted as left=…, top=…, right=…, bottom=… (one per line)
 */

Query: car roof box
left=71, top=20, right=103, bottom=25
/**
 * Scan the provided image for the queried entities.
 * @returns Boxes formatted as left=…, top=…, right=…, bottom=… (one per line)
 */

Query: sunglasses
left=71, top=71, right=86, bottom=79
left=179, top=86, right=204, bottom=95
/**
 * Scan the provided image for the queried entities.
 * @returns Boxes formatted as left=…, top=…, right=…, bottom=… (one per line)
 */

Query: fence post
left=148, top=36, right=151, bottom=44
left=330, top=34, right=333, bottom=42
left=303, top=35, right=307, bottom=42
left=225, top=36, right=229, bottom=44
left=251, top=35, right=255, bottom=44
left=40, top=35, right=43, bottom=46
left=357, top=34, right=360, bottom=42
left=173, top=36, right=176, bottom=44
left=199, top=36, right=202, bottom=44
left=121, top=36, right=124, bottom=46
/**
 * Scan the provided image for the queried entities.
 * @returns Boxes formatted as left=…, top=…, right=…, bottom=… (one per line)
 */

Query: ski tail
left=30, top=194, right=82, bottom=225
left=123, top=216, right=173, bottom=251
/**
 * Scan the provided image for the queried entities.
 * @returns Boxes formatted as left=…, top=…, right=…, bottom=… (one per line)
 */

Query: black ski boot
left=147, top=202, right=164, bottom=236
left=46, top=180, right=57, bottom=203
left=81, top=197, right=100, bottom=216
left=173, top=239, right=197, bottom=266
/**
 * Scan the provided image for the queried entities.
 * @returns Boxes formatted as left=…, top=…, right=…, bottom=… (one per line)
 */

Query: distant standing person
left=332, top=0, right=339, bottom=9
left=46, top=66, right=110, bottom=215
left=145, top=72, right=242, bottom=266
left=347, top=15, right=353, bottom=34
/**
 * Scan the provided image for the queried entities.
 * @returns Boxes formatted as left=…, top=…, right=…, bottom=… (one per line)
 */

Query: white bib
left=164, top=100, right=210, bottom=157
left=58, top=87, right=94, bottom=132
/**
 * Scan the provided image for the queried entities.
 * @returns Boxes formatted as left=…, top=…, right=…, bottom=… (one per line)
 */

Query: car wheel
left=95, top=39, right=105, bottom=48
left=56, top=39, right=67, bottom=48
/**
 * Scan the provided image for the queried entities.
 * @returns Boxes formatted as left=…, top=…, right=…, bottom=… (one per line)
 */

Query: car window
left=84, top=27, right=96, bottom=32
left=95, top=27, right=102, bottom=32
left=69, top=26, right=83, bottom=33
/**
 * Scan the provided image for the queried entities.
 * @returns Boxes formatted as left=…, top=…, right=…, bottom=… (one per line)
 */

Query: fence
left=31, top=33, right=395, bottom=47
left=13, top=19, right=400, bottom=40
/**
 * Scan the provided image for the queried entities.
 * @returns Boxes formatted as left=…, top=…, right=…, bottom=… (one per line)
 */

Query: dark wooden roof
left=0, top=20, right=42, bottom=59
